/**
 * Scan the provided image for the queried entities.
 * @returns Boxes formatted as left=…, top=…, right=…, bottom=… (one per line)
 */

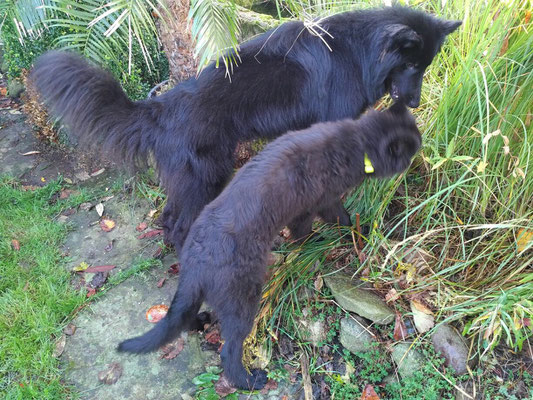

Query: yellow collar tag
left=364, top=153, right=374, bottom=174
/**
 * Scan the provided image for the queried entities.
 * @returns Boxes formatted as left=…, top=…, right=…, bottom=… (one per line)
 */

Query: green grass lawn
left=0, top=178, right=87, bottom=399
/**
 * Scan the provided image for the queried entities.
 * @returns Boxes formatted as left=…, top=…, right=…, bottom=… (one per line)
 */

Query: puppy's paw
left=247, top=369, right=268, bottom=390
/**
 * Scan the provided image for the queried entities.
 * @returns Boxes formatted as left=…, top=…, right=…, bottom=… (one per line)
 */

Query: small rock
left=324, top=274, right=394, bottom=324
left=431, top=323, right=471, bottom=375
left=339, top=317, right=375, bottom=353
left=391, top=342, right=424, bottom=378
left=7, top=79, right=24, bottom=98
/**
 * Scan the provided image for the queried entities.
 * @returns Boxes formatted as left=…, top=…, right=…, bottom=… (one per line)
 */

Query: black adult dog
left=117, top=103, right=422, bottom=389
left=30, top=7, right=459, bottom=252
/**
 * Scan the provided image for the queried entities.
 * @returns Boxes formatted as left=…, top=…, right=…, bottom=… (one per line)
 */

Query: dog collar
left=364, top=153, right=374, bottom=174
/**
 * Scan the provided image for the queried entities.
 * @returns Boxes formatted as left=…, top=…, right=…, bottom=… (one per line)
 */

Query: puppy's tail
left=117, top=281, right=203, bottom=353
left=30, top=51, right=161, bottom=166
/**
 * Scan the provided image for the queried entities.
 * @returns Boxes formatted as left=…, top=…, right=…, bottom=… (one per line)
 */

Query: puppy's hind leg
left=318, top=199, right=352, bottom=227
left=217, top=282, right=267, bottom=390
left=287, top=211, right=315, bottom=244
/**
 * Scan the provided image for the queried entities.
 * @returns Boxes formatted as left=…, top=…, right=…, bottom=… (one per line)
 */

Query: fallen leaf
left=97, top=362, right=123, bottom=385
left=40, top=177, right=46, bottom=183
left=410, top=300, right=435, bottom=333
left=410, top=299, right=433, bottom=315
left=138, top=229, right=163, bottom=239
left=79, top=202, right=92, bottom=211
left=167, top=263, right=180, bottom=274
left=59, top=189, right=73, bottom=199
left=95, top=203, right=104, bottom=217
left=90, top=168, right=105, bottom=177
left=153, top=246, right=163, bottom=258
left=21, top=185, right=39, bottom=191
left=160, top=337, right=185, bottom=360
left=84, top=265, right=116, bottom=273
left=157, top=278, right=166, bottom=288
left=52, top=334, right=66, bottom=358
left=101, top=195, right=114, bottom=202
left=205, top=329, right=221, bottom=345
left=21, top=150, right=41, bottom=156
left=517, top=229, right=533, bottom=253
left=146, top=304, right=169, bottom=323
left=136, top=222, right=148, bottom=232
left=0, top=87, right=6, bottom=96
left=393, top=313, right=408, bottom=341
left=100, top=218, right=116, bottom=232
left=314, top=275, right=324, bottom=291
left=11, top=239, right=20, bottom=251
left=361, top=384, right=380, bottom=400
left=214, top=374, right=238, bottom=397
left=260, top=379, right=278, bottom=395
left=73, top=262, right=89, bottom=272
left=86, top=287, right=97, bottom=297
left=385, top=288, right=399, bottom=303
left=147, top=209, right=157, bottom=219
left=64, top=323, right=77, bottom=336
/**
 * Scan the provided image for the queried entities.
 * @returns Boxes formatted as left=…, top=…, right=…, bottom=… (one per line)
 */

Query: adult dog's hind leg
left=170, top=158, right=232, bottom=254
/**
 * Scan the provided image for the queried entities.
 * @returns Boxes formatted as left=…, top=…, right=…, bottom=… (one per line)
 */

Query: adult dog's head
left=379, top=8, right=461, bottom=108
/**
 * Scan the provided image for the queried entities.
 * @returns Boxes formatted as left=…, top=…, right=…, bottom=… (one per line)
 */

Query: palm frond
left=189, top=0, right=241, bottom=75
left=45, top=0, right=165, bottom=73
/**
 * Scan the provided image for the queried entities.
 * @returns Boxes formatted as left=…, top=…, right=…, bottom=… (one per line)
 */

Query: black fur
left=117, top=104, right=422, bottom=389
left=30, top=6, right=459, bottom=252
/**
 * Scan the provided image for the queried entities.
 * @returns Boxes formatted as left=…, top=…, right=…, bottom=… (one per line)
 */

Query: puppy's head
left=381, top=9, right=461, bottom=108
left=362, top=103, right=421, bottom=178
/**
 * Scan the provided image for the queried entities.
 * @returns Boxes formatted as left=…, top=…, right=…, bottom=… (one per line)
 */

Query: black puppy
left=30, top=7, right=459, bottom=252
left=118, top=104, right=422, bottom=389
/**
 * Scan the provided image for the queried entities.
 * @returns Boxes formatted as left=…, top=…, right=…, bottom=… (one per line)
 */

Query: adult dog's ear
left=440, top=19, right=462, bottom=35
left=384, top=24, right=423, bottom=52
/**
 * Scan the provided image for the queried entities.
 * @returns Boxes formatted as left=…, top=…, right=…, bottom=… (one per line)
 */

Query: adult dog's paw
left=247, top=369, right=268, bottom=390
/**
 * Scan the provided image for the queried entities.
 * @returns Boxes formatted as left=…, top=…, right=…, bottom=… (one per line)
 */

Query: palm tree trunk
left=157, top=0, right=197, bottom=83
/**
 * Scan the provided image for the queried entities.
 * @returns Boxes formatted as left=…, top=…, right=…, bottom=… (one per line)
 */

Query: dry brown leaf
left=214, top=374, right=238, bottom=397
left=84, top=265, right=116, bottom=273
left=361, top=384, right=380, bottom=400
left=100, top=218, right=116, bottom=232
left=98, top=362, right=123, bottom=385
left=90, top=168, right=105, bottom=177
left=159, top=337, right=184, bottom=360
left=385, top=288, right=399, bottom=303
left=410, top=299, right=433, bottom=315
left=393, top=313, right=408, bottom=341
left=260, top=379, right=278, bottom=395
left=136, top=222, right=148, bottom=232
left=138, top=229, right=163, bottom=239
left=157, top=278, right=166, bottom=288
left=11, top=239, right=20, bottom=251
left=64, top=323, right=77, bottom=336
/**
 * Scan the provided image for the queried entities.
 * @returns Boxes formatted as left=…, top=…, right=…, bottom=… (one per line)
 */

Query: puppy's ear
left=440, top=19, right=462, bottom=35
left=384, top=24, right=423, bottom=52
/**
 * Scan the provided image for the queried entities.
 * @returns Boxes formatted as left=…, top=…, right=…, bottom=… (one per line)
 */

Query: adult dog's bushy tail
left=117, top=280, right=203, bottom=353
left=30, top=51, right=160, bottom=166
